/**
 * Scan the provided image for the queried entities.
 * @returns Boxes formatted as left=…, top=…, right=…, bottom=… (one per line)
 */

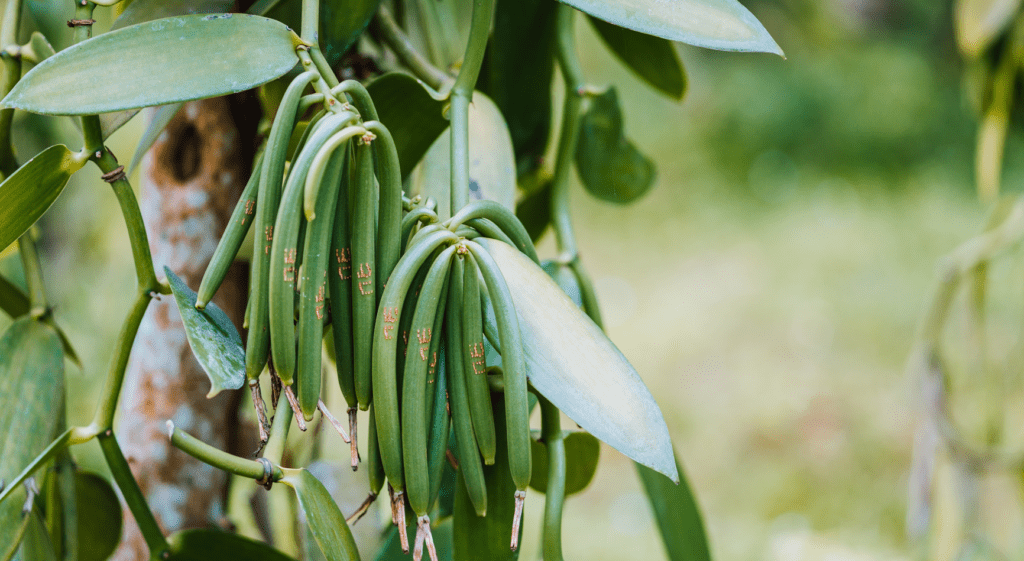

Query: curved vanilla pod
left=462, top=252, right=496, bottom=464
left=350, top=140, right=377, bottom=409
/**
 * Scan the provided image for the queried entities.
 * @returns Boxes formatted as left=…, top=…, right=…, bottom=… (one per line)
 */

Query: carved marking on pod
left=383, top=307, right=398, bottom=323
left=264, top=225, right=274, bottom=254
left=468, top=342, right=483, bottom=359
left=316, top=285, right=326, bottom=302
left=383, top=325, right=394, bottom=340
left=472, top=359, right=485, bottom=375
left=316, top=303, right=325, bottom=319
left=417, top=329, right=431, bottom=345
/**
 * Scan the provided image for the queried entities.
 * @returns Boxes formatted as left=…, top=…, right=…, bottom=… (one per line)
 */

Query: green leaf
left=166, top=529, right=298, bottom=560
left=11, top=511, right=56, bottom=561
left=956, top=0, right=1022, bottom=57
left=588, top=17, right=687, bottom=100
left=529, top=430, right=600, bottom=496
left=264, top=0, right=381, bottom=66
left=0, top=274, right=81, bottom=367
left=482, top=0, right=558, bottom=174
left=0, top=317, right=65, bottom=561
left=129, top=103, right=184, bottom=174
left=165, top=267, right=246, bottom=398
left=541, top=261, right=583, bottom=308
left=366, top=72, right=449, bottom=179
left=481, top=239, right=678, bottom=483
left=3, top=14, right=301, bottom=116
left=75, top=472, right=121, bottom=561
left=515, top=179, right=552, bottom=243
left=452, top=395, right=520, bottom=561
left=26, top=32, right=55, bottom=64
left=636, top=453, right=712, bottom=561
left=562, top=0, right=782, bottom=55
left=0, top=146, right=84, bottom=252
left=413, top=91, right=517, bottom=220
left=283, top=469, right=360, bottom=561
left=111, top=0, right=235, bottom=30
left=575, top=88, right=656, bottom=204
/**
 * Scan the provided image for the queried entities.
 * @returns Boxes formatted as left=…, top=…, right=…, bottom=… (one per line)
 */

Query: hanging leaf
left=0, top=145, right=85, bottom=252
left=588, top=17, right=687, bottom=100
left=111, top=0, right=235, bottom=30
left=3, top=14, right=301, bottom=116
left=956, top=0, right=1023, bottom=57
left=367, top=72, right=449, bottom=178
left=575, top=88, right=656, bottom=204
left=74, top=472, right=121, bottom=561
left=481, top=239, right=678, bottom=483
left=413, top=91, right=517, bottom=220
left=129, top=103, right=184, bottom=174
left=452, top=396, right=520, bottom=561
left=264, top=0, right=382, bottom=66
left=0, top=317, right=65, bottom=561
left=166, top=529, right=298, bottom=560
left=165, top=267, right=246, bottom=398
left=11, top=511, right=56, bottom=561
left=529, top=430, right=600, bottom=496
left=636, top=453, right=712, bottom=561
left=561, top=0, right=783, bottom=55
left=482, top=0, right=558, bottom=174
left=282, top=469, right=361, bottom=561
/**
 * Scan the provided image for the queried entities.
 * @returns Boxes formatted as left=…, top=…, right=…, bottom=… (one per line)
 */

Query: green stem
left=301, top=0, right=318, bottom=45
left=169, top=423, right=284, bottom=481
left=18, top=233, right=48, bottom=316
left=551, top=4, right=583, bottom=261
left=89, top=290, right=152, bottom=431
left=371, top=4, right=451, bottom=92
left=0, top=0, right=20, bottom=48
left=263, top=397, right=294, bottom=466
left=0, top=3, right=20, bottom=176
left=97, top=433, right=171, bottom=558
left=449, top=0, right=495, bottom=215
left=310, top=46, right=339, bottom=88
left=539, top=396, right=565, bottom=561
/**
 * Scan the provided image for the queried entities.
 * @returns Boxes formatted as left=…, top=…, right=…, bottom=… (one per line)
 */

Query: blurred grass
left=1, top=0, right=1017, bottom=559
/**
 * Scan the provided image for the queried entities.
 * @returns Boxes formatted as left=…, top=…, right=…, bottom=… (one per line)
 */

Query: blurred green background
left=1, top=0, right=1015, bottom=559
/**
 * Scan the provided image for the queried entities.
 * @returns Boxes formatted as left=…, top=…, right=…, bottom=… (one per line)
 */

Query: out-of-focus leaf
left=0, top=146, right=84, bottom=252
left=264, top=0, right=381, bottom=66
left=3, top=14, right=300, bottom=116
left=588, top=17, right=686, bottom=100
left=98, top=110, right=141, bottom=139
left=0, top=274, right=79, bottom=367
left=575, top=88, right=656, bottom=204
left=956, top=0, right=1022, bottom=57
left=367, top=72, right=448, bottom=178
left=452, top=396, right=520, bottom=561
left=111, top=0, right=234, bottom=29
left=529, top=430, right=600, bottom=496
left=636, top=453, right=712, bottom=561
left=75, top=472, right=121, bottom=561
left=11, top=511, right=56, bottom=561
left=165, top=267, right=245, bottom=398
left=541, top=261, right=583, bottom=308
left=283, top=469, right=360, bottom=561
left=413, top=92, right=516, bottom=220
left=482, top=239, right=678, bottom=482
left=515, top=179, right=552, bottom=243
left=25, top=33, right=55, bottom=64
left=129, top=103, right=184, bottom=174
left=561, top=0, right=783, bottom=55
left=0, top=243, right=15, bottom=260
left=0, top=317, right=65, bottom=561
left=166, top=529, right=298, bottom=560
left=482, top=0, right=557, bottom=174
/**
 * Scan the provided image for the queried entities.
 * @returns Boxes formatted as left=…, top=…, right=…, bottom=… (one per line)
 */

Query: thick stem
left=98, top=433, right=171, bottom=557
left=98, top=150, right=161, bottom=292
left=551, top=4, right=583, bottom=260
left=371, top=4, right=451, bottom=92
left=169, top=422, right=284, bottom=481
left=263, top=397, right=293, bottom=466
left=90, top=290, right=152, bottom=431
left=301, top=0, right=319, bottom=45
left=539, top=396, right=565, bottom=561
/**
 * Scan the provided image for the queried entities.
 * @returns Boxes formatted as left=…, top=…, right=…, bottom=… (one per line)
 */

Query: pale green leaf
left=481, top=239, right=678, bottom=482
left=589, top=17, right=687, bottom=99
left=129, top=103, right=184, bottom=174
left=4, top=14, right=301, bottom=116
left=636, top=453, right=712, bottom=561
left=562, top=0, right=783, bottom=55
left=111, top=0, right=235, bottom=30
left=575, top=88, right=656, bottom=204
left=529, top=430, right=600, bottom=495
left=0, top=146, right=84, bottom=252
left=165, top=267, right=245, bottom=398
left=283, top=469, right=360, bottom=561
left=167, top=529, right=297, bottom=560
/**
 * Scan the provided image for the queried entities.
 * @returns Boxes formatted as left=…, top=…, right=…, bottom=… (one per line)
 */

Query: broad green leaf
left=75, top=472, right=121, bottom=561
left=482, top=0, right=558, bottom=174
left=528, top=430, right=600, bottom=496
left=0, top=146, right=85, bottom=252
left=166, top=529, right=298, bottom=560
left=11, top=511, right=56, bottom=561
left=3, top=14, right=301, bottom=116
left=562, top=0, right=782, bottom=55
left=956, top=0, right=1022, bottom=57
left=588, top=17, right=687, bottom=100
left=366, top=73, right=448, bottom=179
left=0, top=317, right=65, bottom=561
left=264, top=0, right=382, bottom=66
left=129, top=103, right=184, bottom=174
left=283, top=469, right=360, bottom=561
left=541, top=261, right=583, bottom=308
left=111, top=0, right=235, bottom=30
left=0, top=274, right=80, bottom=367
left=453, top=396, right=520, bottom=561
left=165, top=267, right=246, bottom=398
left=575, top=88, right=656, bottom=204
left=636, top=453, right=711, bottom=561
left=481, top=239, right=678, bottom=482
left=413, top=92, right=517, bottom=220
left=99, top=110, right=141, bottom=139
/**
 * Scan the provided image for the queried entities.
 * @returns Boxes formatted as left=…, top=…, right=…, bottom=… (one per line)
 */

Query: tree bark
left=113, top=94, right=260, bottom=560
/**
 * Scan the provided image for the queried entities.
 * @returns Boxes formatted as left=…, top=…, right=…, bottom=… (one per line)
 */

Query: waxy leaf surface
left=562, top=0, right=782, bottom=55
left=482, top=239, right=678, bottom=482
left=165, top=268, right=245, bottom=397
left=0, top=318, right=65, bottom=561
left=0, top=274, right=80, bottom=367
left=111, top=0, right=235, bottom=29
left=367, top=73, right=448, bottom=178
left=0, top=145, right=83, bottom=252
left=75, top=472, right=122, bottom=561
left=284, top=469, right=360, bottom=561
left=529, top=430, right=600, bottom=495
left=4, top=14, right=300, bottom=115
left=414, top=92, right=517, bottom=219
left=636, top=453, right=712, bottom=561
left=166, top=529, right=298, bottom=560
left=589, top=17, right=687, bottom=100
left=575, top=88, right=656, bottom=204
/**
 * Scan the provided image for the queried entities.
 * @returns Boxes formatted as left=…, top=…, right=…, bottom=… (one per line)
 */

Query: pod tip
left=165, top=420, right=174, bottom=439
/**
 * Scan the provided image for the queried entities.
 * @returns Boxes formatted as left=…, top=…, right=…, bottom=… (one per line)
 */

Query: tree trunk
left=113, top=94, right=260, bottom=560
